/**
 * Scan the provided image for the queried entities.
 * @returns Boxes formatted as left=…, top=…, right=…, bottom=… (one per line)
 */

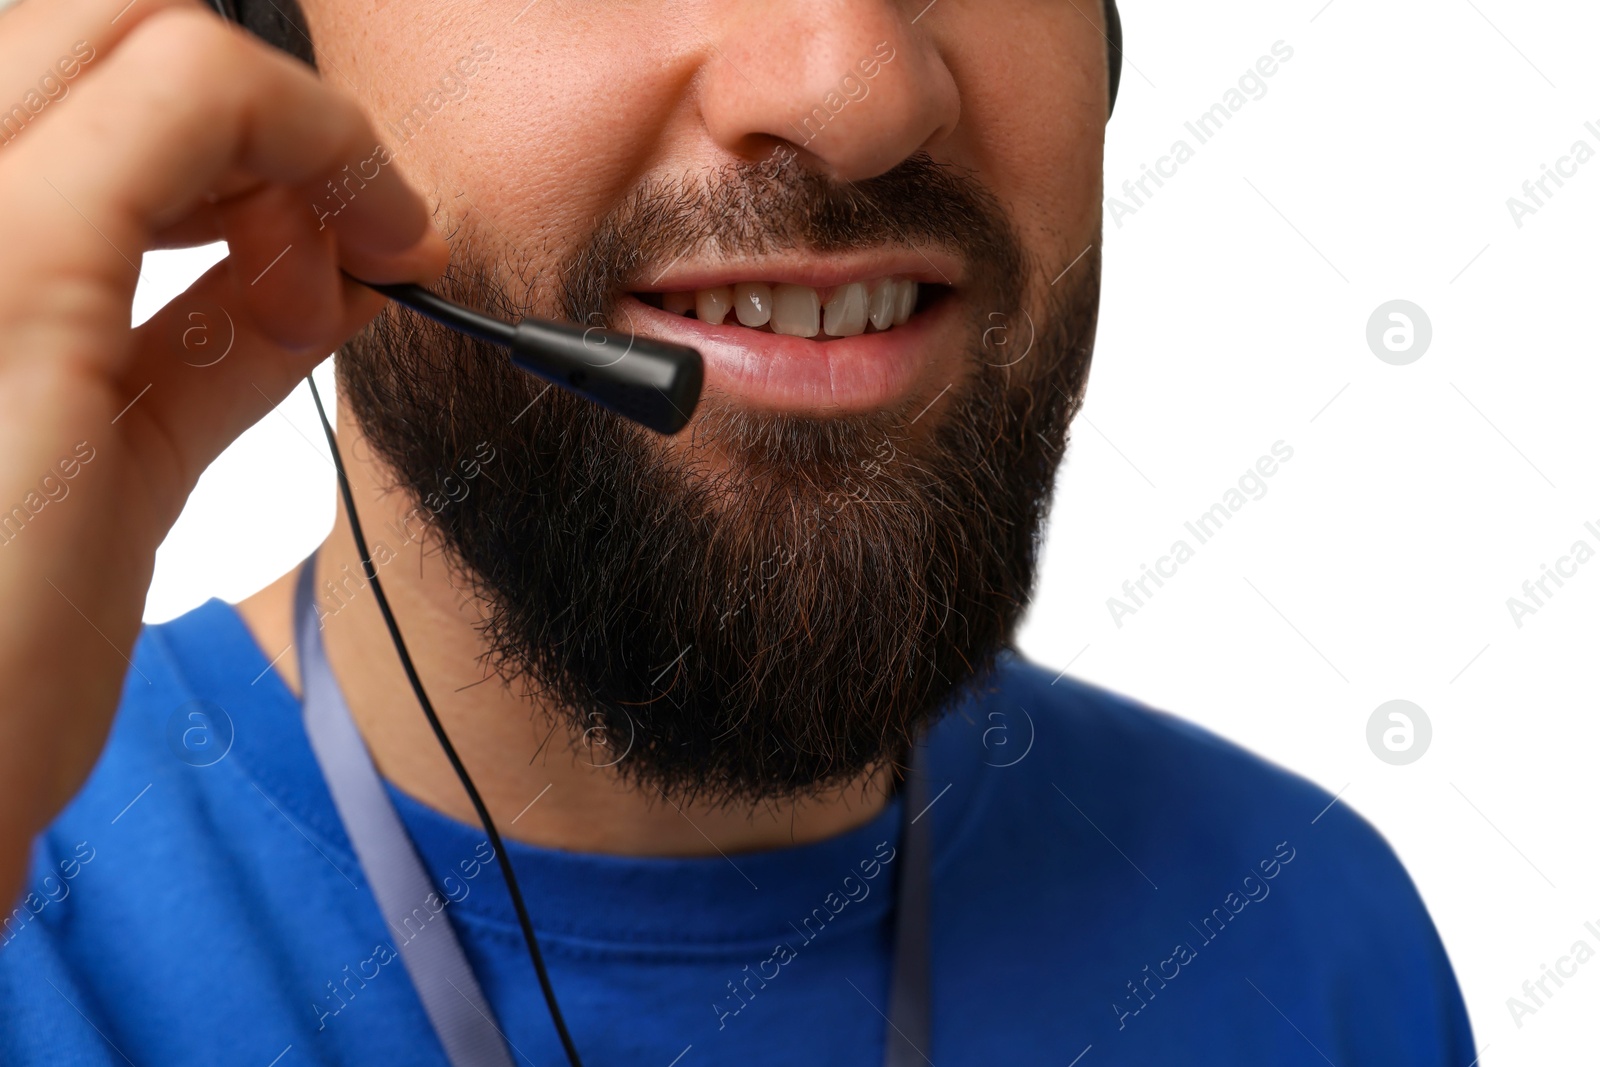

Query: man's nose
left=697, top=1, right=960, bottom=182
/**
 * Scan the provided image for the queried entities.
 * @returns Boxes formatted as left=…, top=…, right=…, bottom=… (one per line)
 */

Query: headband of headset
left=1105, top=0, right=1123, bottom=115
left=209, top=0, right=1124, bottom=116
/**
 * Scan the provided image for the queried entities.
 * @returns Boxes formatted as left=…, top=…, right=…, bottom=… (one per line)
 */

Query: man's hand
left=0, top=0, right=449, bottom=902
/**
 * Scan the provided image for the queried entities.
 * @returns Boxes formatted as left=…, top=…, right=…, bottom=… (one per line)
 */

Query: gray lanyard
left=292, top=553, right=933, bottom=1066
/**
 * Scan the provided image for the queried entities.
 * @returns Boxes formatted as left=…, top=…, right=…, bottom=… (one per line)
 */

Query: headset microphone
left=348, top=273, right=703, bottom=435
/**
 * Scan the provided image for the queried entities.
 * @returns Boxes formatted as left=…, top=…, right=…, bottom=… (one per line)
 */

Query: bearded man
left=0, top=0, right=1472, bottom=1062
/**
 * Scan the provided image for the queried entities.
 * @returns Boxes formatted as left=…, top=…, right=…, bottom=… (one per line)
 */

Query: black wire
left=346, top=273, right=517, bottom=349
left=307, top=375, right=586, bottom=1067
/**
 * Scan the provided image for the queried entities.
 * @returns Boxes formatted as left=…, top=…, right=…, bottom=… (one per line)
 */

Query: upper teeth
left=657, top=278, right=919, bottom=338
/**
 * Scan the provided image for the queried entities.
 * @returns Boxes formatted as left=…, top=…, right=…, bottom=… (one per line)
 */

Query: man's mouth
left=619, top=252, right=964, bottom=414
left=635, top=277, right=944, bottom=339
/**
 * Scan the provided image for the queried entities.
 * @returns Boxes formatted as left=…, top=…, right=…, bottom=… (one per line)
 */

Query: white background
left=136, top=0, right=1597, bottom=1061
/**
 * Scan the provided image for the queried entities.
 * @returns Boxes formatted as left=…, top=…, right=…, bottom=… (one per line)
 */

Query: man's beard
left=338, top=153, right=1099, bottom=807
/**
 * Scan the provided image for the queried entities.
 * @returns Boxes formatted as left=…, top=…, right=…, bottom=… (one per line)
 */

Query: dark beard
left=337, top=153, right=1099, bottom=807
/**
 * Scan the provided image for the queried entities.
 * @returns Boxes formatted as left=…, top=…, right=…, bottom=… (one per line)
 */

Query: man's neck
left=235, top=408, right=894, bottom=857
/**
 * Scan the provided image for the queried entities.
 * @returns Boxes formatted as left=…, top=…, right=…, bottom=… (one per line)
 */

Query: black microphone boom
left=350, top=273, right=704, bottom=435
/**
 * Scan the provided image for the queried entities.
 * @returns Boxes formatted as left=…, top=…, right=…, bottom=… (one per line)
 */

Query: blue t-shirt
left=0, top=599, right=1473, bottom=1065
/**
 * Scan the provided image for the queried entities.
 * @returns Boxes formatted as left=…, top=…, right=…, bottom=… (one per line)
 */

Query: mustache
left=555, top=151, right=1028, bottom=326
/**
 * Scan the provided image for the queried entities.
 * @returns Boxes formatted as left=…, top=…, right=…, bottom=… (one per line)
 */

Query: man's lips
left=618, top=286, right=959, bottom=415
left=620, top=249, right=965, bottom=414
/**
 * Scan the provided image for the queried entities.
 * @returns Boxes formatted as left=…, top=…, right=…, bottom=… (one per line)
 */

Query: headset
left=205, top=3, right=1124, bottom=1065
